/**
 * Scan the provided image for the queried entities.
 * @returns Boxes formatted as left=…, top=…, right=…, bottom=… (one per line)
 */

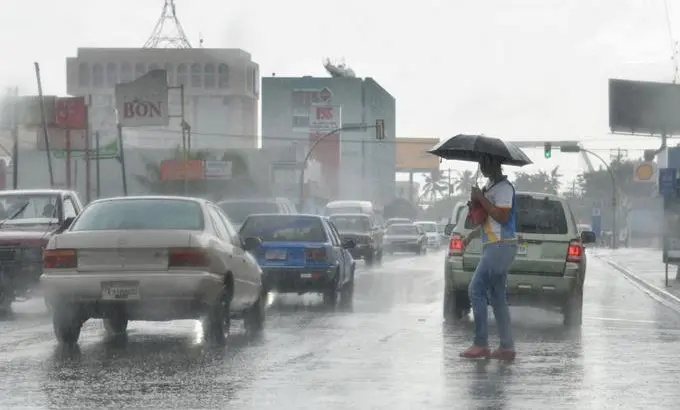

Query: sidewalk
left=592, top=247, right=680, bottom=304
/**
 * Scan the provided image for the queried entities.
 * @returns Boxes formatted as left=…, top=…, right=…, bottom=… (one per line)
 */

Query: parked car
left=329, top=213, right=383, bottom=266
left=415, top=221, right=441, bottom=249
left=217, top=197, right=297, bottom=231
left=240, top=214, right=356, bottom=307
left=384, top=223, right=427, bottom=255
left=443, top=191, right=596, bottom=327
left=0, top=189, right=84, bottom=313
left=40, top=196, right=266, bottom=345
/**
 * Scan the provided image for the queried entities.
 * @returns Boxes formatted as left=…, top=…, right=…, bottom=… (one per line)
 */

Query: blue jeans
left=468, top=242, right=517, bottom=349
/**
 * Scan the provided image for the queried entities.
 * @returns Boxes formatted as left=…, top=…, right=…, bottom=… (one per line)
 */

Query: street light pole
left=298, top=121, right=385, bottom=212
left=561, top=144, right=618, bottom=249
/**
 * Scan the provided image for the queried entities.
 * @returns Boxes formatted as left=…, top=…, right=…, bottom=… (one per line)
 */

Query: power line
left=663, top=0, right=679, bottom=82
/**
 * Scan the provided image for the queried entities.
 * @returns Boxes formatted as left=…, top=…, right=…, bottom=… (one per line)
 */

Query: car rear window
left=71, top=199, right=204, bottom=231
left=329, top=215, right=371, bottom=232
left=240, top=215, right=328, bottom=242
left=463, top=196, right=568, bottom=234
left=387, top=225, right=418, bottom=235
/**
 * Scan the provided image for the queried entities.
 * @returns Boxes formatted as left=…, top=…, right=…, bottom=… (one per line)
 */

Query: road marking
left=585, top=316, right=657, bottom=324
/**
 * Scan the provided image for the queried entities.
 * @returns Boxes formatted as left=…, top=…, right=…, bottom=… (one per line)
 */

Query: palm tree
left=548, top=165, right=562, bottom=194
left=455, top=170, right=476, bottom=196
left=421, top=170, right=448, bottom=204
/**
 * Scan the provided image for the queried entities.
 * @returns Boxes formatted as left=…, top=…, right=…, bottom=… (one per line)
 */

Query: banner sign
left=115, top=69, right=169, bottom=127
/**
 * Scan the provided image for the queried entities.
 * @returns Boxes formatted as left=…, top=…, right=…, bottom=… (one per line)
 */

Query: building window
left=134, top=63, right=146, bottom=79
left=120, top=62, right=133, bottom=82
left=204, top=63, right=216, bottom=88
left=164, top=63, right=174, bottom=85
left=246, top=68, right=253, bottom=92
left=92, top=63, right=104, bottom=87
left=218, top=64, right=229, bottom=88
left=177, top=64, right=188, bottom=87
left=78, top=62, right=89, bottom=87
left=191, top=63, right=202, bottom=87
left=253, top=67, right=259, bottom=94
left=106, top=62, right=118, bottom=87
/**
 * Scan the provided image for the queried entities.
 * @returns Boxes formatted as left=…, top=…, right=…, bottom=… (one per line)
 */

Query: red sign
left=309, top=132, right=340, bottom=198
left=54, top=97, right=86, bottom=129
left=159, top=159, right=205, bottom=181
left=315, top=106, right=333, bottom=121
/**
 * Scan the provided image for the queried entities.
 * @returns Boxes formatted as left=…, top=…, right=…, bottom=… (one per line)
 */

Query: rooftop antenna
left=143, top=0, right=192, bottom=48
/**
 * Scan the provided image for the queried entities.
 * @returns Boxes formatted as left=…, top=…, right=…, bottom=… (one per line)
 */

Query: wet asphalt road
left=2, top=249, right=680, bottom=409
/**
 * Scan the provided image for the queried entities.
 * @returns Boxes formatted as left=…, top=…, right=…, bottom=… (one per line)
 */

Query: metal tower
left=143, top=0, right=192, bottom=49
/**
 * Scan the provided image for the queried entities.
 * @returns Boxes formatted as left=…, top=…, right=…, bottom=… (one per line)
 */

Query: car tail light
left=43, top=249, right=77, bottom=269
left=169, top=248, right=211, bottom=268
left=449, top=234, right=464, bottom=257
left=305, top=248, right=327, bottom=261
left=566, top=240, right=583, bottom=263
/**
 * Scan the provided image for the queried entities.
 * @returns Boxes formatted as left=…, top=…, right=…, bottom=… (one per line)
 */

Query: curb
left=598, top=256, right=680, bottom=312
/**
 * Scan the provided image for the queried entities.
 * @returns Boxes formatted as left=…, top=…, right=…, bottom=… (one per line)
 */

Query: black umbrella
left=427, top=134, right=533, bottom=167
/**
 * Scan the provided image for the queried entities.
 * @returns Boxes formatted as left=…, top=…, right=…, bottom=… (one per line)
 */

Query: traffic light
left=544, top=142, right=552, bottom=159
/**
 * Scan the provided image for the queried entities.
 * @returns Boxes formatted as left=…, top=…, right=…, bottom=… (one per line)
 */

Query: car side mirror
left=343, top=239, right=356, bottom=249
left=56, top=216, right=75, bottom=233
left=242, top=236, right=262, bottom=251
left=580, top=231, right=596, bottom=244
left=444, top=223, right=455, bottom=236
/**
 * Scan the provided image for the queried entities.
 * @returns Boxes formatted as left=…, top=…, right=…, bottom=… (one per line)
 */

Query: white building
left=65, top=47, right=260, bottom=151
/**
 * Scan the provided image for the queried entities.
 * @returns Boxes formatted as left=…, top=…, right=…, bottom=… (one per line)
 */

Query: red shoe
left=490, top=348, right=516, bottom=361
left=460, top=346, right=490, bottom=359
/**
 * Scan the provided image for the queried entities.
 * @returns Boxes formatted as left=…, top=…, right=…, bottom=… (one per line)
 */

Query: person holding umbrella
left=429, top=134, right=532, bottom=361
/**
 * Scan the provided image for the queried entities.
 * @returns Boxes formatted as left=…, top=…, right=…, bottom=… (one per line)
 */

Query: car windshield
left=464, top=196, right=568, bottom=234
left=241, top=215, right=327, bottom=242
left=0, top=194, right=60, bottom=223
left=326, top=206, right=364, bottom=216
left=387, top=225, right=417, bottom=235
left=71, top=199, right=204, bottom=231
left=218, top=201, right=280, bottom=225
left=417, top=223, right=437, bottom=233
left=329, top=215, right=371, bottom=232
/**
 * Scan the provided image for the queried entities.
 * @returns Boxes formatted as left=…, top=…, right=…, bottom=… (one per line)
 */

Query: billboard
left=159, top=159, right=204, bottom=181
left=309, top=105, right=341, bottom=132
left=115, top=69, right=169, bottom=127
left=35, top=128, right=87, bottom=151
left=308, top=104, right=341, bottom=198
left=609, top=79, right=680, bottom=135
left=395, top=138, right=441, bottom=172
left=55, top=97, right=87, bottom=129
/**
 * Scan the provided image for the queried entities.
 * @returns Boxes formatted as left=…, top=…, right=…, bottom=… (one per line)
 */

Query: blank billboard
left=609, top=79, right=680, bottom=135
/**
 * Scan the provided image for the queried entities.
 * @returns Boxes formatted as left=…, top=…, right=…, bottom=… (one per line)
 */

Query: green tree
left=421, top=169, right=448, bottom=204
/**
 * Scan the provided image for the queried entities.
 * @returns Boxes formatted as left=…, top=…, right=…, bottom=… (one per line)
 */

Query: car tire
left=53, top=304, right=83, bottom=345
left=203, top=287, right=231, bottom=344
left=323, top=271, right=340, bottom=307
left=443, top=290, right=471, bottom=322
left=340, top=268, right=355, bottom=308
left=103, top=310, right=129, bottom=336
left=244, top=290, right=266, bottom=334
left=0, top=273, right=12, bottom=315
left=563, top=286, right=584, bottom=327
left=376, top=249, right=383, bottom=266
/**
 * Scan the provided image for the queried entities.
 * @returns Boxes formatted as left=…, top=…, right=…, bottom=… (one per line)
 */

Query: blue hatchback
left=240, top=214, right=356, bottom=306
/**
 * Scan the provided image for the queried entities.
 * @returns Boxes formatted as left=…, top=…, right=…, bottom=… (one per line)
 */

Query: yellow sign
left=634, top=162, right=656, bottom=183
left=395, top=137, right=440, bottom=171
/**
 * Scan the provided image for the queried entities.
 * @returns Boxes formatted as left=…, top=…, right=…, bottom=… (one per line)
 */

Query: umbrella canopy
left=428, top=134, right=533, bottom=167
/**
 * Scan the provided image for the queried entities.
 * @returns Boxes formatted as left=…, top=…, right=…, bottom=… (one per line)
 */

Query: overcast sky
left=1, top=0, right=678, bottom=182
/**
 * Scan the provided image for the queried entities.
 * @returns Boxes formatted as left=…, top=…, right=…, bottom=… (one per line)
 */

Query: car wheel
left=340, top=268, right=355, bottom=308
left=0, top=273, right=13, bottom=315
left=53, top=304, right=83, bottom=345
left=563, top=286, right=583, bottom=327
left=365, top=253, right=374, bottom=267
left=203, top=287, right=231, bottom=344
left=103, top=310, right=129, bottom=336
left=443, top=290, right=470, bottom=322
left=244, top=289, right=266, bottom=334
left=323, top=271, right=340, bottom=307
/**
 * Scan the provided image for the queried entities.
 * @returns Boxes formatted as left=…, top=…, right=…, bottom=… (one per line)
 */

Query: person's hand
left=470, top=185, right=483, bottom=201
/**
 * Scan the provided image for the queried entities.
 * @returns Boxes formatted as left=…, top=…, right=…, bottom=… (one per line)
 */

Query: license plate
left=265, top=250, right=287, bottom=260
left=300, top=273, right=313, bottom=279
left=517, top=242, right=528, bottom=256
left=101, top=281, right=140, bottom=300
